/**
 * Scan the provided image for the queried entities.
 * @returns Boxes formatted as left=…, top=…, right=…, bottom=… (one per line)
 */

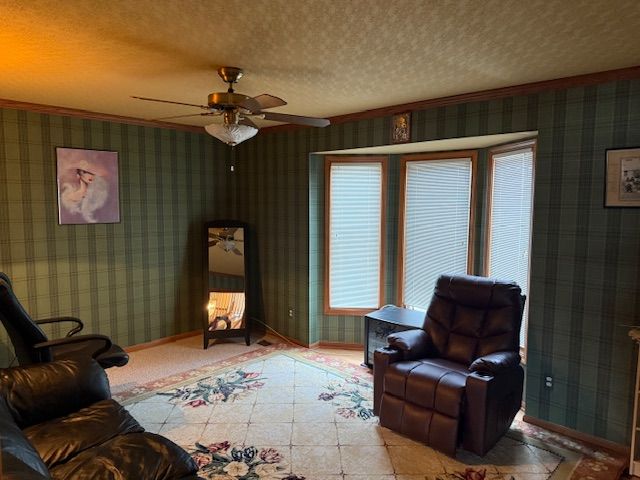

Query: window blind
left=402, top=158, right=472, bottom=310
left=328, top=162, right=383, bottom=309
left=488, top=148, right=534, bottom=347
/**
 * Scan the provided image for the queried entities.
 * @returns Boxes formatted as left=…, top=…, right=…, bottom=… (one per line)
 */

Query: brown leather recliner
left=373, top=274, right=525, bottom=457
left=0, top=273, right=128, bottom=369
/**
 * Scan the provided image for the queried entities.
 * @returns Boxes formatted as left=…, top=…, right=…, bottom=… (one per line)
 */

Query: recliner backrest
left=423, top=274, right=525, bottom=366
left=0, top=273, right=51, bottom=365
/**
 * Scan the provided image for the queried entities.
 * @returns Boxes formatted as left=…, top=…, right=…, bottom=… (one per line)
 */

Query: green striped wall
left=235, top=79, right=640, bottom=444
left=0, top=108, right=230, bottom=365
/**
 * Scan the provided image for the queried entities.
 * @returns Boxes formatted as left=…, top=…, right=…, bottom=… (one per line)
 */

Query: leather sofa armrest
left=387, top=329, right=432, bottom=361
left=469, top=351, right=521, bottom=375
left=0, top=359, right=111, bottom=428
left=0, top=456, right=51, bottom=480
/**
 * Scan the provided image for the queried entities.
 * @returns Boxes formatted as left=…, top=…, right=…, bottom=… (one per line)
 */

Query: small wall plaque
left=391, top=112, right=411, bottom=144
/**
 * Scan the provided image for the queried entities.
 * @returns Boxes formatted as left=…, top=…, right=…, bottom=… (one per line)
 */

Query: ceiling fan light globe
left=205, top=123, right=258, bottom=146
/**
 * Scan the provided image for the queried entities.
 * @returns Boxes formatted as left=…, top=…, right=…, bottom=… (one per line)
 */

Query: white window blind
left=328, top=161, right=383, bottom=310
left=488, top=147, right=534, bottom=348
left=402, top=158, right=472, bottom=310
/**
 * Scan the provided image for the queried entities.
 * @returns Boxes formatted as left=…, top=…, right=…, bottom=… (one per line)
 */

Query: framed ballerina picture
left=56, top=147, right=120, bottom=224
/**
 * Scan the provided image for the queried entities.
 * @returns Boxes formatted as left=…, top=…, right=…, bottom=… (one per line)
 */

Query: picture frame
left=391, top=112, right=411, bottom=144
left=605, top=147, right=640, bottom=207
left=56, top=147, right=120, bottom=224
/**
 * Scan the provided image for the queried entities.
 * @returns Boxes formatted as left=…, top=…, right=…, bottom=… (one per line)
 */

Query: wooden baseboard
left=263, top=332, right=363, bottom=351
left=283, top=335, right=310, bottom=348
left=523, top=414, right=629, bottom=456
left=317, top=341, right=364, bottom=351
left=262, top=332, right=310, bottom=348
left=125, top=330, right=201, bottom=353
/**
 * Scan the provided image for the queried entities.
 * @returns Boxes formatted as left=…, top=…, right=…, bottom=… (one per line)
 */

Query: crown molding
left=1, top=65, right=639, bottom=136
left=0, top=98, right=206, bottom=133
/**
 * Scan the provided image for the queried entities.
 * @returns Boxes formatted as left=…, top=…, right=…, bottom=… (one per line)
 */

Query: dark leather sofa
left=0, top=359, right=200, bottom=479
left=374, top=274, right=525, bottom=457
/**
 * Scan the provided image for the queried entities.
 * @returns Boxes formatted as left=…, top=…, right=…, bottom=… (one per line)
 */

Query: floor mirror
left=204, top=220, right=256, bottom=348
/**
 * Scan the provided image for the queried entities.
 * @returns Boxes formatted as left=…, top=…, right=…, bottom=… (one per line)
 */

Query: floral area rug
left=117, top=345, right=625, bottom=480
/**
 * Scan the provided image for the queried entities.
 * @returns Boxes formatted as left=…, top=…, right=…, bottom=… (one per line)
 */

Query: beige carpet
left=107, top=334, right=267, bottom=396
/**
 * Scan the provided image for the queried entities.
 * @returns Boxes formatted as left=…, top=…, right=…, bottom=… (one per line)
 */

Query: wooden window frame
left=485, top=139, right=536, bottom=360
left=324, top=155, right=388, bottom=316
left=397, top=150, right=478, bottom=307
left=484, top=139, right=537, bottom=275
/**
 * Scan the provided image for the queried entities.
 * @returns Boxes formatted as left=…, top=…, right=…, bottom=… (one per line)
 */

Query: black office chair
left=0, top=273, right=128, bottom=368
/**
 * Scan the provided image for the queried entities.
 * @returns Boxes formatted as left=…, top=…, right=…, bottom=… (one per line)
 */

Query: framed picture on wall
left=56, top=147, right=121, bottom=224
left=391, top=112, right=411, bottom=144
left=605, top=147, right=640, bottom=207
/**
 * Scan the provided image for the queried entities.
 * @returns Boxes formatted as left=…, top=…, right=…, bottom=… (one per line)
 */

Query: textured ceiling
left=1, top=0, right=640, bottom=127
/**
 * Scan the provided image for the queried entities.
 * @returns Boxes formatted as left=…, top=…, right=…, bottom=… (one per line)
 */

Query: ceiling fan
left=209, top=227, right=243, bottom=255
left=132, top=67, right=330, bottom=146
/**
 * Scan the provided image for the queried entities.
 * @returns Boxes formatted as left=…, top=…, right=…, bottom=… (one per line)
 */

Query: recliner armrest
left=469, top=351, right=520, bottom=376
left=372, top=346, right=404, bottom=416
left=387, top=329, right=433, bottom=361
left=34, top=316, right=84, bottom=337
left=33, top=334, right=112, bottom=359
left=463, top=364, right=524, bottom=455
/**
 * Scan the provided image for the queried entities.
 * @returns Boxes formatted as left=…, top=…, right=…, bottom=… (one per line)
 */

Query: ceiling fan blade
left=239, top=97, right=262, bottom=113
left=262, top=112, right=330, bottom=127
left=131, top=95, right=210, bottom=110
left=153, top=112, right=218, bottom=120
left=239, top=117, right=259, bottom=129
left=251, top=94, right=287, bottom=110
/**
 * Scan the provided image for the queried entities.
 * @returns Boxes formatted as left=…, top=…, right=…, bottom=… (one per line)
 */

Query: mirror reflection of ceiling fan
left=133, top=66, right=330, bottom=146
left=208, top=228, right=243, bottom=255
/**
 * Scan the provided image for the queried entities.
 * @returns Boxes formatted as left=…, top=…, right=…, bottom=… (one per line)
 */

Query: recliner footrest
left=379, top=361, right=467, bottom=455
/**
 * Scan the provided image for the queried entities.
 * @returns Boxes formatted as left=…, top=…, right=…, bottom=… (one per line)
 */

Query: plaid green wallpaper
left=235, top=79, right=640, bottom=444
left=1, top=78, right=638, bottom=445
left=0, top=108, right=230, bottom=366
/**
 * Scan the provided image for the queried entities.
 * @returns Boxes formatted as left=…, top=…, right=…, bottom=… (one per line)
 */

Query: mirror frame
left=203, top=220, right=251, bottom=348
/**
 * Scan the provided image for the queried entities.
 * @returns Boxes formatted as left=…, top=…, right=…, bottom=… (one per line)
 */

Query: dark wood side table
left=363, top=305, right=425, bottom=367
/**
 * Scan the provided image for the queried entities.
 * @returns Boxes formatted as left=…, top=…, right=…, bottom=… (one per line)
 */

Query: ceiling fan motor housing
left=208, top=92, right=252, bottom=111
